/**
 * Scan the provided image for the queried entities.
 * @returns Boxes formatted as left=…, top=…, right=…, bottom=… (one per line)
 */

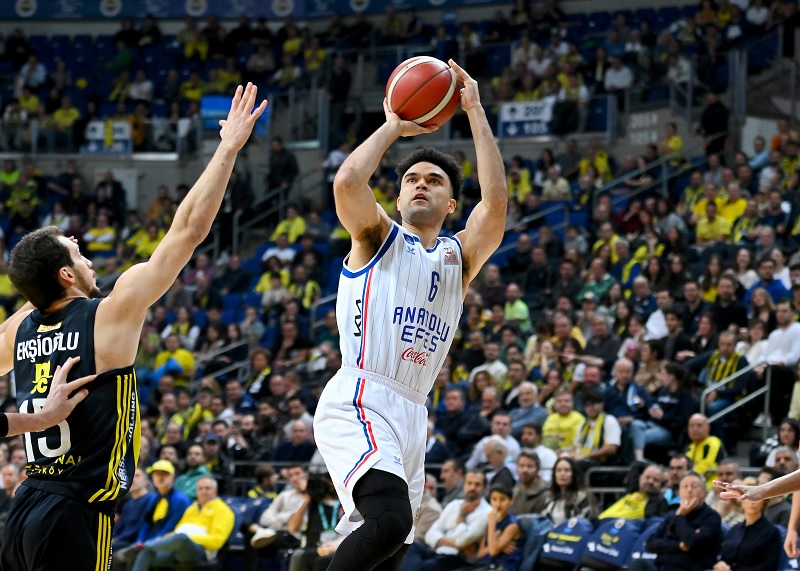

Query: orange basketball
left=386, top=56, right=461, bottom=129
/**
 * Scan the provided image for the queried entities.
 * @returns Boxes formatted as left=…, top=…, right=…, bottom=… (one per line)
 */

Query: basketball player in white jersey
left=313, top=60, right=507, bottom=570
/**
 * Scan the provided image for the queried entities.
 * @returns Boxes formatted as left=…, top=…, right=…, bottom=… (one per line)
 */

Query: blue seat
left=244, top=292, right=262, bottom=309
left=223, top=293, right=242, bottom=311
left=633, top=8, right=656, bottom=26
left=587, top=11, right=612, bottom=33
left=586, top=97, right=610, bottom=132
left=518, top=515, right=553, bottom=571
left=192, top=311, right=208, bottom=328
left=242, top=256, right=263, bottom=276
left=221, top=309, right=242, bottom=325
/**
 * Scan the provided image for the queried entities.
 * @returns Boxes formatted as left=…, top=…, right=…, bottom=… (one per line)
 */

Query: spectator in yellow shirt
left=179, top=72, right=205, bottom=102
left=658, top=122, right=684, bottom=168
left=719, top=183, right=747, bottom=226
left=83, top=212, right=117, bottom=259
left=46, top=95, right=80, bottom=152
left=579, top=146, right=612, bottom=182
left=542, top=390, right=586, bottom=452
left=691, top=183, right=726, bottom=224
left=17, top=86, right=40, bottom=115
left=130, top=476, right=234, bottom=569
left=154, top=334, right=196, bottom=386
left=0, top=260, right=16, bottom=311
left=132, top=221, right=165, bottom=262
left=686, top=413, right=725, bottom=487
left=599, top=464, right=668, bottom=519
left=696, top=202, right=731, bottom=247
left=270, top=205, right=307, bottom=243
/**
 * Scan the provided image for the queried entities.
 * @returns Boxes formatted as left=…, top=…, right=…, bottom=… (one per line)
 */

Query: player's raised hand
left=219, top=82, right=268, bottom=152
left=713, top=480, right=766, bottom=501
left=448, top=59, right=480, bottom=112
left=40, top=356, right=96, bottom=426
left=383, top=97, right=436, bottom=137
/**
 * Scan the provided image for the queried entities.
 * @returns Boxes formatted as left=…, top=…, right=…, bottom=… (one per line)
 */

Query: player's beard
left=77, top=270, right=103, bottom=299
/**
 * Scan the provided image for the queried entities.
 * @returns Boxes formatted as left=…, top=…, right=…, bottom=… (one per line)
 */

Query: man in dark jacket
left=265, top=136, right=299, bottom=198
left=634, top=471, right=722, bottom=571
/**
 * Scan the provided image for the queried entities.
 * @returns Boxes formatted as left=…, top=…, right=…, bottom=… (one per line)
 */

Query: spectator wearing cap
left=570, top=390, right=622, bottom=471
left=130, top=476, right=235, bottom=571
left=115, top=460, right=192, bottom=569
left=201, top=431, right=230, bottom=492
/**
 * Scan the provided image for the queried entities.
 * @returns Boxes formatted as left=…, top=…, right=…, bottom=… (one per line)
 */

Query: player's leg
left=325, top=469, right=413, bottom=571
left=13, top=488, right=112, bottom=571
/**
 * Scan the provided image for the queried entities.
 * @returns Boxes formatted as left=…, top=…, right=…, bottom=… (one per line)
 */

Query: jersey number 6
left=20, top=398, right=72, bottom=460
left=428, top=272, right=440, bottom=302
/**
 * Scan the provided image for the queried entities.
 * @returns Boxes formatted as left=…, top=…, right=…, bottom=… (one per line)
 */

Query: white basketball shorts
left=313, top=366, right=428, bottom=544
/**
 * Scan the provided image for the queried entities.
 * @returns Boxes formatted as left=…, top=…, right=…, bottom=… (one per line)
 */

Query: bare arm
left=451, top=60, right=507, bottom=286
left=93, top=85, right=267, bottom=367
left=0, top=302, right=35, bottom=374
left=716, top=469, right=800, bottom=501
left=4, top=357, right=95, bottom=436
left=333, top=99, right=433, bottom=268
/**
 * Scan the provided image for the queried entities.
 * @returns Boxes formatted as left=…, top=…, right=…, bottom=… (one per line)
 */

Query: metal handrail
left=310, top=292, right=338, bottom=335
left=192, top=357, right=250, bottom=385
left=590, top=130, right=726, bottom=206
left=231, top=186, right=286, bottom=255
left=492, top=201, right=572, bottom=258
left=699, top=362, right=771, bottom=440
left=194, top=338, right=249, bottom=365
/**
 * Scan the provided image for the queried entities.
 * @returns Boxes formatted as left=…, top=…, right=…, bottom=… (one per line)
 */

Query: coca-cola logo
left=401, top=347, right=430, bottom=366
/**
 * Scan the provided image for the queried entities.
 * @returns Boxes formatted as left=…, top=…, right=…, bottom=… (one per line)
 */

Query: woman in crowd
left=700, top=254, right=723, bottom=302
left=734, top=248, right=759, bottom=291
left=712, top=476, right=781, bottom=571
left=541, top=457, right=598, bottom=525
left=618, top=314, right=647, bottom=359
left=748, top=287, right=777, bottom=334
left=663, top=253, right=691, bottom=300
left=161, top=305, right=201, bottom=350
left=752, top=417, right=800, bottom=468
left=635, top=339, right=666, bottom=395
left=735, top=318, right=768, bottom=368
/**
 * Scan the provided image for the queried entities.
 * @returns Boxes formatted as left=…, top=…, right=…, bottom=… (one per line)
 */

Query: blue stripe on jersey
left=451, top=235, right=463, bottom=256
left=341, top=224, right=399, bottom=278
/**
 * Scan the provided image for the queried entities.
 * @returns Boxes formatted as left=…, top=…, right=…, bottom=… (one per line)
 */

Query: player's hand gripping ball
left=385, top=56, right=461, bottom=129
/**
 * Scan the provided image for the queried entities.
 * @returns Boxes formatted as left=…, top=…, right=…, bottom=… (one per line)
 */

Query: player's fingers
left=232, top=84, right=245, bottom=112
left=53, top=356, right=81, bottom=383
left=68, top=389, right=90, bottom=406
left=219, top=120, right=227, bottom=128
left=250, top=99, right=268, bottom=121
left=448, top=59, right=473, bottom=82
left=242, top=82, right=256, bottom=114
left=383, top=97, right=392, bottom=115
left=67, top=374, right=97, bottom=392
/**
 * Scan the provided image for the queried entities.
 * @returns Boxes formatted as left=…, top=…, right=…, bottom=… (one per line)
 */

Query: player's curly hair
left=395, top=147, right=464, bottom=201
left=9, top=226, right=73, bottom=310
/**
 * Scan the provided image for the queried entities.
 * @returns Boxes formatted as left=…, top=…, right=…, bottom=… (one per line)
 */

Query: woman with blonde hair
left=748, top=286, right=777, bottom=334
left=713, top=476, right=781, bottom=571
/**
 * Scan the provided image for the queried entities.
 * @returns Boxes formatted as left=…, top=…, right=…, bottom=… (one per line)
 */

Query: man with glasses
left=663, top=454, right=693, bottom=506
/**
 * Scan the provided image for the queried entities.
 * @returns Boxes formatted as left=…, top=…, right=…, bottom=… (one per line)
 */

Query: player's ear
left=56, top=266, right=74, bottom=287
left=447, top=198, right=456, bottom=213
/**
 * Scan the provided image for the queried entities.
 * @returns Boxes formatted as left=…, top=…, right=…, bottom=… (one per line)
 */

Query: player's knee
left=360, top=497, right=412, bottom=546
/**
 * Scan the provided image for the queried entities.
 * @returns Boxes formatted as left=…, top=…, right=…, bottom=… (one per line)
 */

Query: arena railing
left=194, top=338, right=250, bottom=366
left=700, top=362, right=772, bottom=441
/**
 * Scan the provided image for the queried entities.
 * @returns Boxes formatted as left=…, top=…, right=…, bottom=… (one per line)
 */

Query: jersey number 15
left=20, top=398, right=72, bottom=460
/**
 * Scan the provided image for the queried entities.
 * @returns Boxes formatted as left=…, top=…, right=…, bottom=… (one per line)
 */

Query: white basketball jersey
left=337, top=222, right=464, bottom=395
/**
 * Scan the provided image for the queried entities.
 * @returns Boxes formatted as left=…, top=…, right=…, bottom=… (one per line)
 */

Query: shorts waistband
left=340, top=367, right=427, bottom=406
left=21, top=478, right=118, bottom=517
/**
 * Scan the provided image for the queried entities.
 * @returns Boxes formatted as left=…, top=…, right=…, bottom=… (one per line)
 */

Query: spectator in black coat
left=713, top=476, right=781, bottom=571
left=698, top=91, right=730, bottom=157
left=709, top=276, right=749, bottom=334
left=632, top=471, right=722, bottom=571
left=265, top=137, right=299, bottom=199
left=273, top=420, right=317, bottom=463
left=425, top=421, right=451, bottom=466
left=435, top=387, right=471, bottom=456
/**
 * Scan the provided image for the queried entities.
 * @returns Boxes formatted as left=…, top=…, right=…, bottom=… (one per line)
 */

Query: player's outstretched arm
left=108, top=83, right=267, bottom=316
left=714, top=470, right=800, bottom=502
left=334, top=99, right=435, bottom=243
left=450, top=60, right=507, bottom=286
left=2, top=356, right=95, bottom=437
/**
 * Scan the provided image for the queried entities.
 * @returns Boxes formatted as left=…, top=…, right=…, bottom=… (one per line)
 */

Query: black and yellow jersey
left=13, top=298, right=140, bottom=513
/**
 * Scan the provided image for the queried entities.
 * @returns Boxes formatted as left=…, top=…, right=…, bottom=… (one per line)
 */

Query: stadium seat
left=518, top=514, right=553, bottom=571
left=629, top=517, right=663, bottom=566
left=192, top=311, right=208, bottom=329
left=580, top=518, right=644, bottom=570
left=244, top=292, right=262, bottom=310
left=223, top=293, right=243, bottom=311
left=586, top=11, right=612, bottom=34
left=586, top=97, right=610, bottom=133
left=539, top=518, right=593, bottom=569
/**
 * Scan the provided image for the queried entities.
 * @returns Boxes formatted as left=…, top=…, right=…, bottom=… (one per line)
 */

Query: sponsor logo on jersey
left=403, top=234, right=415, bottom=245
left=16, top=332, right=80, bottom=362
left=393, top=305, right=452, bottom=353
left=443, top=247, right=458, bottom=265
left=401, top=347, right=430, bottom=366
left=406, top=246, right=416, bottom=255
left=36, top=322, right=62, bottom=333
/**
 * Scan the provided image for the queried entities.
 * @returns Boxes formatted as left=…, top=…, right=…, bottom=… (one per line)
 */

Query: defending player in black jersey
left=0, top=83, right=267, bottom=571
